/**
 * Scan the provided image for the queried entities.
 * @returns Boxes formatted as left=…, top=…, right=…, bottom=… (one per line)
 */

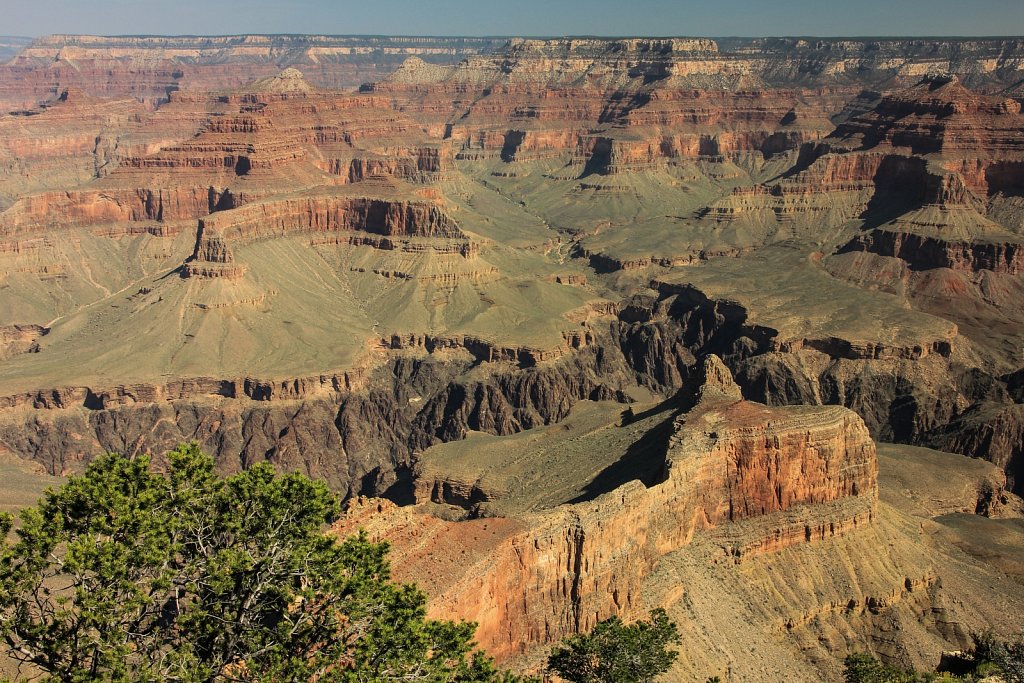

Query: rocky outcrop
left=117, top=83, right=450, bottom=183
left=1, top=69, right=455, bottom=243
left=842, top=229, right=1024, bottom=275
left=0, top=324, right=47, bottom=359
left=1, top=187, right=212, bottom=236
left=699, top=73, right=1024, bottom=244
left=930, top=402, right=1024, bottom=492
left=609, top=275, right=1024, bottom=493
left=0, top=334, right=636, bottom=495
left=829, top=76, right=1023, bottom=157
left=336, top=356, right=877, bottom=657
left=197, top=193, right=462, bottom=244
left=0, top=35, right=1021, bottom=515
left=0, top=89, right=153, bottom=210
left=383, top=332, right=593, bottom=368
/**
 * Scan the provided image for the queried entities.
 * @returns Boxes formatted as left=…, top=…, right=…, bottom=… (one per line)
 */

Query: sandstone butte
left=337, top=357, right=879, bottom=654
left=0, top=35, right=1023, bottom=681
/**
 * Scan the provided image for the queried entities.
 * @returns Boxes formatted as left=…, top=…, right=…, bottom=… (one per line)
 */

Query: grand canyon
left=1, top=31, right=1023, bottom=681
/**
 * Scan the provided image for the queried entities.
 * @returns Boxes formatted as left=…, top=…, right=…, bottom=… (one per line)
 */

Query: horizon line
left=8, top=32, right=1024, bottom=41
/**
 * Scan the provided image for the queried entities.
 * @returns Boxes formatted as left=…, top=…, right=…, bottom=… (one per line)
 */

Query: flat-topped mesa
left=194, top=193, right=463, bottom=247
left=378, top=38, right=718, bottom=91
left=339, top=355, right=877, bottom=658
left=503, top=37, right=719, bottom=58
left=842, top=230, right=1024, bottom=275
left=673, top=357, right=876, bottom=523
left=723, top=37, right=1024, bottom=88
left=6, top=35, right=1024, bottom=111
left=241, top=67, right=317, bottom=96
left=383, top=329, right=596, bottom=368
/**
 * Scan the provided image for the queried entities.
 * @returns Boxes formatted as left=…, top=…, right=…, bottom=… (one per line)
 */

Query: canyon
left=1, top=34, right=1023, bottom=680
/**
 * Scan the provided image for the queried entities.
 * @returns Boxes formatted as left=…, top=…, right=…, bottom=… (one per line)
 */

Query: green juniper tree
left=843, top=653, right=915, bottom=683
left=0, top=443, right=518, bottom=682
left=547, top=609, right=680, bottom=683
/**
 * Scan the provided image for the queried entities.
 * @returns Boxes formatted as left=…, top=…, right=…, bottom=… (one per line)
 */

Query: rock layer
left=337, top=357, right=877, bottom=657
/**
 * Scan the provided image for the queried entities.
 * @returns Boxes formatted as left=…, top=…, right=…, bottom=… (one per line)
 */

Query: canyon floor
left=1, top=34, right=1023, bottom=680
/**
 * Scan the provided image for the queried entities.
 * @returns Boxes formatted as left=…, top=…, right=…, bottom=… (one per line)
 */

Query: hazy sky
left=5, top=0, right=1024, bottom=38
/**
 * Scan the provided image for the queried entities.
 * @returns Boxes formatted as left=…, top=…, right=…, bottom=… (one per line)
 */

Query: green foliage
left=843, top=654, right=915, bottom=683
left=0, top=444, right=518, bottom=682
left=948, top=631, right=1024, bottom=683
left=993, top=638, right=1024, bottom=683
left=844, top=636, right=1024, bottom=683
left=547, top=608, right=680, bottom=683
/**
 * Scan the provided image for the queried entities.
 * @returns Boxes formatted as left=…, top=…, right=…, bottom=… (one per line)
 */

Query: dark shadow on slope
left=855, top=155, right=932, bottom=230
left=857, top=197, right=921, bottom=232
left=579, top=137, right=612, bottom=178
left=567, top=396, right=685, bottom=504
left=370, top=463, right=417, bottom=506
left=500, top=130, right=526, bottom=162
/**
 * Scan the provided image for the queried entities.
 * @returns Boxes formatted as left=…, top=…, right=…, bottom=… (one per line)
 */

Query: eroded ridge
left=337, top=356, right=877, bottom=657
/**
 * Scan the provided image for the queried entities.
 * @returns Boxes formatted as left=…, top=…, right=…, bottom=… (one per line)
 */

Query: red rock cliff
left=337, top=356, right=877, bottom=658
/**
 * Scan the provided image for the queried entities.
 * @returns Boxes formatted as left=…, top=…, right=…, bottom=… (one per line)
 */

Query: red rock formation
left=843, top=230, right=1024, bottom=275
left=830, top=76, right=1024, bottom=158
left=0, top=89, right=151, bottom=208
left=0, top=68, right=454, bottom=242
left=336, top=357, right=877, bottom=658
left=371, top=45, right=853, bottom=173
left=197, top=192, right=462, bottom=243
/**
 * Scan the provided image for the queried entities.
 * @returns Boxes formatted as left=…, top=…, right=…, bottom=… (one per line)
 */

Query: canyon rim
left=1, top=8, right=1024, bottom=681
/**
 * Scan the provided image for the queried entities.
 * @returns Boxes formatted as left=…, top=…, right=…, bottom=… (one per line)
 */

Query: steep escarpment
left=0, top=324, right=47, bottom=360
left=197, top=193, right=462, bottom=243
left=2, top=233, right=1021, bottom=498
left=628, top=247, right=1023, bottom=493
left=327, top=358, right=1024, bottom=682
left=840, top=229, right=1023, bottom=274
left=0, top=35, right=504, bottom=109
left=0, top=329, right=637, bottom=494
left=4, top=35, right=1022, bottom=114
left=2, top=34, right=1024, bottom=683
left=337, top=357, right=877, bottom=657
left=0, top=89, right=154, bottom=211
left=0, top=71, right=453, bottom=239
left=370, top=43, right=851, bottom=176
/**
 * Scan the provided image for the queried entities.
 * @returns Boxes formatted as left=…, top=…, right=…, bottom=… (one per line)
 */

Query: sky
left=4, top=0, right=1024, bottom=38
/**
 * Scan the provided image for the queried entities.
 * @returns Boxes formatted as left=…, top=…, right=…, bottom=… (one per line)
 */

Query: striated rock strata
left=336, top=357, right=877, bottom=657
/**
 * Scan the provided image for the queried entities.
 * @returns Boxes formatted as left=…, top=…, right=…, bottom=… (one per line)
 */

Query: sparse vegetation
left=547, top=608, right=680, bottom=683
left=844, top=632, right=1024, bottom=683
left=843, top=653, right=915, bottom=683
left=0, top=444, right=520, bottom=682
